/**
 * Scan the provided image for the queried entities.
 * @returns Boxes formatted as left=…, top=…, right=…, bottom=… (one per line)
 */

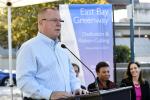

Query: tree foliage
left=0, top=0, right=108, bottom=49
left=115, top=45, right=130, bottom=63
left=0, top=8, right=8, bottom=48
left=66, top=0, right=108, bottom=4
left=0, top=2, right=59, bottom=49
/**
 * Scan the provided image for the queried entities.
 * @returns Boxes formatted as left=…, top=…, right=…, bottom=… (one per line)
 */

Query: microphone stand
left=61, top=44, right=100, bottom=95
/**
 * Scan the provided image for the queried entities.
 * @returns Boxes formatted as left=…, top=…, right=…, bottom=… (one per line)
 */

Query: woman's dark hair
left=126, top=62, right=144, bottom=84
left=96, top=61, right=109, bottom=73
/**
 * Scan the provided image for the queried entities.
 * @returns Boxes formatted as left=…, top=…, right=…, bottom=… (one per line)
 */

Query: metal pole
left=112, top=5, right=117, bottom=84
left=130, top=0, right=135, bottom=62
left=7, top=1, right=14, bottom=100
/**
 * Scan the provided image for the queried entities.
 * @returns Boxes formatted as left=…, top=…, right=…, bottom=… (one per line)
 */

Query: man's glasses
left=42, top=18, right=64, bottom=23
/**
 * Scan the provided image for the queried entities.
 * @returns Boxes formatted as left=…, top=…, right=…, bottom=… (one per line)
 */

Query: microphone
left=61, top=44, right=100, bottom=95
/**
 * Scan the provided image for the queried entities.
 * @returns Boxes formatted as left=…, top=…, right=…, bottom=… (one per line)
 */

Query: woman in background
left=120, top=62, right=150, bottom=100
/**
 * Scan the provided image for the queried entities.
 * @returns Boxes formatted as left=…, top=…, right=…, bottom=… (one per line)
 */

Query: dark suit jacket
left=120, top=78, right=150, bottom=100
left=88, top=78, right=116, bottom=92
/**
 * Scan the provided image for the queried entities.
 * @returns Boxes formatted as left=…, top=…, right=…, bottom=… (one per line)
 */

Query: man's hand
left=73, top=89, right=89, bottom=95
left=50, top=91, right=73, bottom=100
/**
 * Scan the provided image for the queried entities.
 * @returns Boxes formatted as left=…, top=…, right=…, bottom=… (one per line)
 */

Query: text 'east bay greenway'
left=73, top=8, right=110, bottom=25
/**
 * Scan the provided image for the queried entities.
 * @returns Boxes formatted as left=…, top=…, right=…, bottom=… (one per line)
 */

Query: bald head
left=38, top=7, right=58, bottom=24
left=37, top=7, right=62, bottom=40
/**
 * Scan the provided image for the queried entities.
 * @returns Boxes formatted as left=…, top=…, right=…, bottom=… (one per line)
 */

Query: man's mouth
left=55, top=29, right=60, bottom=31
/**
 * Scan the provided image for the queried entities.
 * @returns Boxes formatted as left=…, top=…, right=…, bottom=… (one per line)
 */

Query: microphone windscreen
left=61, top=44, right=66, bottom=48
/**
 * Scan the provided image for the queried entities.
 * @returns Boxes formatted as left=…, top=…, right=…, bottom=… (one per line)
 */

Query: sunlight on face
left=39, top=9, right=62, bottom=39
left=130, top=64, right=140, bottom=77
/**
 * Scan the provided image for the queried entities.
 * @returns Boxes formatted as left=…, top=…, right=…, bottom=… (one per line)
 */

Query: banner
left=60, top=4, right=114, bottom=86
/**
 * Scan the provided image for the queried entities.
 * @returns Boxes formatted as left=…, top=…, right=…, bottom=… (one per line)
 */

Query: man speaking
left=16, top=7, right=86, bottom=100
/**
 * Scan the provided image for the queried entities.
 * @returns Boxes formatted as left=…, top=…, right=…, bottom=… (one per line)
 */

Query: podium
left=64, top=86, right=132, bottom=100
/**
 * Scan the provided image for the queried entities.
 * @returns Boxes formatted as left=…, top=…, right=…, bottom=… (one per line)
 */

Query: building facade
left=114, top=3, right=150, bottom=63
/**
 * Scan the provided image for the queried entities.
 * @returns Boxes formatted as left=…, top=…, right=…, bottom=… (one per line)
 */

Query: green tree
left=66, top=0, right=108, bottom=4
left=0, top=8, right=8, bottom=48
left=0, top=2, right=59, bottom=49
left=115, top=45, right=130, bottom=63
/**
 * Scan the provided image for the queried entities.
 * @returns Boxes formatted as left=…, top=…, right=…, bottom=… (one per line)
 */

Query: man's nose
left=56, top=21, right=61, bottom=26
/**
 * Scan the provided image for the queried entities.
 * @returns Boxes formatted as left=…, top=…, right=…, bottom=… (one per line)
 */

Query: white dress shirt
left=16, top=32, right=81, bottom=99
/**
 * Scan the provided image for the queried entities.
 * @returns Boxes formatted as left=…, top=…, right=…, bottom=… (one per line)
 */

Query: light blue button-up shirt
left=16, top=32, right=81, bottom=99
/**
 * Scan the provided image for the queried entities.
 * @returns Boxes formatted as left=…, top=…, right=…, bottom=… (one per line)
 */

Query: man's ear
left=39, top=20, right=42, bottom=25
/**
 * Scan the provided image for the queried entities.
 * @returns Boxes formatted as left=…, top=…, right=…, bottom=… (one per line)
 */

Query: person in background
left=72, top=63, right=86, bottom=90
left=120, top=62, right=150, bottom=100
left=16, top=7, right=87, bottom=100
left=88, top=61, right=116, bottom=92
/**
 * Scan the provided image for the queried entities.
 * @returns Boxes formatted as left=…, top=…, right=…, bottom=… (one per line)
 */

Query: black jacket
left=120, top=78, right=150, bottom=100
left=88, top=78, right=116, bottom=92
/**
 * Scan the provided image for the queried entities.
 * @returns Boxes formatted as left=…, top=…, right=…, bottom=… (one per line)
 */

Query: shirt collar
left=37, top=32, right=59, bottom=47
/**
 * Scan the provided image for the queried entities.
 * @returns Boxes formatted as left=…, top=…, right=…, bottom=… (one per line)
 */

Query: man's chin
left=56, top=32, right=60, bottom=36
